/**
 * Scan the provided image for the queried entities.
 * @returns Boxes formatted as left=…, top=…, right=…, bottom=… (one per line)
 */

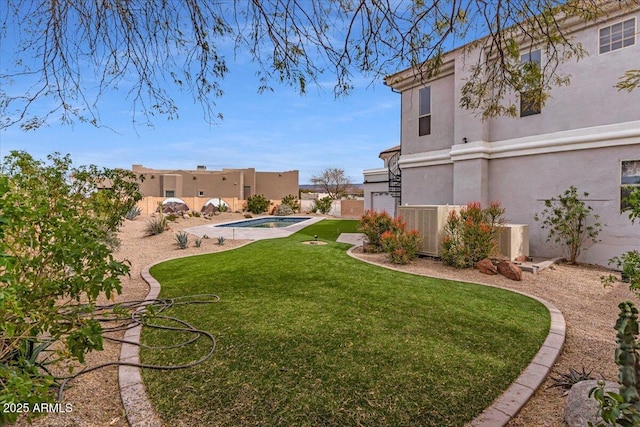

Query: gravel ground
left=14, top=214, right=636, bottom=426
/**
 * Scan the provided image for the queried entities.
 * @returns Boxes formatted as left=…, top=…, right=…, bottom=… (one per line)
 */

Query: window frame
left=198, top=190, right=205, bottom=197
left=599, top=17, right=636, bottom=54
left=165, top=190, right=175, bottom=198
left=520, top=49, right=542, bottom=117
left=621, top=160, right=640, bottom=210
left=418, top=86, right=431, bottom=137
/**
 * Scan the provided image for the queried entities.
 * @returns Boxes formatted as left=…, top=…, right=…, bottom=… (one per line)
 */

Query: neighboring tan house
left=365, top=5, right=640, bottom=266
left=132, top=164, right=299, bottom=200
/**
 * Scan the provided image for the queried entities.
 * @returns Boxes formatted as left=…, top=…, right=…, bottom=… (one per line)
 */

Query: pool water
left=215, top=217, right=311, bottom=228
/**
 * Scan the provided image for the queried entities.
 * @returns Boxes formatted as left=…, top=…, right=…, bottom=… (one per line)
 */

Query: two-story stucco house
left=364, top=5, right=640, bottom=266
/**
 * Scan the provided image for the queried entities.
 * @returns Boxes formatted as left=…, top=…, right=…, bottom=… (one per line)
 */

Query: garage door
left=371, top=192, right=396, bottom=216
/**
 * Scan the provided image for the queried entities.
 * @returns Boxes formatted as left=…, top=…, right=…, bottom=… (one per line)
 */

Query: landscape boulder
left=497, top=260, right=523, bottom=281
left=565, top=380, right=619, bottom=427
left=475, top=258, right=498, bottom=275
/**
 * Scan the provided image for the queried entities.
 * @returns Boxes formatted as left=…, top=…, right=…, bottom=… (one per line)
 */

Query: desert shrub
left=193, top=211, right=201, bottom=218
left=274, top=204, right=295, bottom=216
left=126, top=205, right=142, bottom=220
left=166, top=213, right=178, bottom=222
left=281, top=194, right=300, bottom=212
left=145, top=216, right=167, bottom=236
left=195, top=237, right=204, bottom=247
left=312, top=196, right=333, bottom=214
left=380, top=217, right=422, bottom=264
left=534, top=185, right=602, bottom=264
left=441, top=201, right=505, bottom=268
left=217, top=236, right=226, bottom=245
left=175, top=231, right=189, bottom=249
left=358, top=210, right=393, bottom=253
left=246, top=194, right=270, bottom=214
left=0, top=151, right=141, bottom=421
left=217, top=202, right=228, bottom=213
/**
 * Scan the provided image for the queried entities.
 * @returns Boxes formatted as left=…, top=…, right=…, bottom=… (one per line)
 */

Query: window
left=621, top=160, right=640, bottom=210
left=198, top=190, right=205, bottom=197
left=520, top=49, right=542, bottom=117
left=165, top=190, right=175, bottom=197
left=418, top=86, right=431, bottom=136
left=600, top=18, right=636, bottom=54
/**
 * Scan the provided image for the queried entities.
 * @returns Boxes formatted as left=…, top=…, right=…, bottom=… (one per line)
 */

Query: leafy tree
left=245, top=194, right=270, bottom=214
left=311, top=168, right=351, bottom=200
left=0, top=151, right=141, bottom=421
left=1, top=1, right=637, bottom=129
left=534, top=185, right=603, bottom=265
left=312, top=196, right=334, bottom=215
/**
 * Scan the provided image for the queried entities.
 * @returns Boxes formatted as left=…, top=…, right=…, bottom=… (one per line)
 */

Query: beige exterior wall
left=380, top=6, right=640, bottom=266
left=132, top=165, right=298, bottom=201
left=340, top=200, right=365, bottom=219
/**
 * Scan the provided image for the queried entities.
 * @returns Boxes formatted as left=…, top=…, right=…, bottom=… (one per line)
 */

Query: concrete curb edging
left=345, top=246, right=566, bottom=427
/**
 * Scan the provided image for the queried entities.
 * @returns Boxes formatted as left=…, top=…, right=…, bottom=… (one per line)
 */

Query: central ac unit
left=397, top=205, right=462, bottom=257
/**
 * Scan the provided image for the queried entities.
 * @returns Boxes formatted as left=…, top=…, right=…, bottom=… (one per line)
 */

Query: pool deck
left=183, top=216, right=325, bottom=241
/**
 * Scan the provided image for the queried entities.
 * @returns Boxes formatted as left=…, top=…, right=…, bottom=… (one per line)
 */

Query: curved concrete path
left=119, top=236, right=565, bottom=427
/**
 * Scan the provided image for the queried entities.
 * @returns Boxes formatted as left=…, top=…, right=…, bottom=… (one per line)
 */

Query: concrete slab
left=336, top=233, right=365, bottom=246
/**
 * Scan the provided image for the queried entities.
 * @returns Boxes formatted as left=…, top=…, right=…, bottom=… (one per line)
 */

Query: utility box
left=397, top=205, right=462, bottom=257
left=498, top=224, right=530, bottom=261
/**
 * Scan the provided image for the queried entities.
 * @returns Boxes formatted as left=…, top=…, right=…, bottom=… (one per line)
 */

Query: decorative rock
left=497, top=260, right=523, bottom=281
left=565, top=380, right=619, bottom=427
left=475, top=258, right=498, bottom=275
left=244, top=213, right=253, bottom=218
left=515, top=255, right=528, bottom=262
left=183, top=214, right=190, bottom=219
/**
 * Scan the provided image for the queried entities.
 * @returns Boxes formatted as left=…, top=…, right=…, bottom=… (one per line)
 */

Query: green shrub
left=534, top=185, right=602, bottom=264
left=358, top=210, right=393, bottom=253
left=166, top=213, right=178, bottom=222
left=175, top=231, right=189, bottom=249
left=246, top=194, right=270, bottom=214
left=217, top=202, right=228, bottom=213
left=441, top=201, right=505, bottom=268
left=313, top=196, right=333, bottom=214
left=145, top=216, right=167, bottom=236
left=380, top=217, right=422, bottom=264
left=0, top=151, right=141, bottom=421
left=281, top=194, right=300, bottom=212
left=274, top=204, right=294, bottom=216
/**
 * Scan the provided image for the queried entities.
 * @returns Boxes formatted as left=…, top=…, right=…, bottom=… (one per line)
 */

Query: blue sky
left=0, top=47, right=400, bottom=184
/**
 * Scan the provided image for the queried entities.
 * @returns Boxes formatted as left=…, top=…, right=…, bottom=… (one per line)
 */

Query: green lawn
left=141, top=219, right=549, bottom=426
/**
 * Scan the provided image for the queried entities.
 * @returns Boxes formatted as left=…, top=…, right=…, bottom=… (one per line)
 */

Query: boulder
left=515, top=255, right=529, bottom=262
left=475, top=258, right=498, bottom=275
left=497, top=260, right=523, bottom=281
left=565, top=380, right=619, bottom=427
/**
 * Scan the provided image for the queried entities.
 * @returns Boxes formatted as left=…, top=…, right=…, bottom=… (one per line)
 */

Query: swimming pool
left=215, top=217, right=312, bottom=228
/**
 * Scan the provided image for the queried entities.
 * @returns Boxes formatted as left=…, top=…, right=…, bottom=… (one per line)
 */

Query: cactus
left=590, top=301, right=640, bottom=426
left=615, top=301, right=640, bottom=409
left=217, top=236, right=225, bottom=246
left=195, top=237, right=203, bottom=248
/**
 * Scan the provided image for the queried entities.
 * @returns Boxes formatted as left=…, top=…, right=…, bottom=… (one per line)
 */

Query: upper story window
left=520, top=49, right=542, bottom=117
left=600, top=18, right=636, bottom=54
left=418, top=86, right=431, bottom=136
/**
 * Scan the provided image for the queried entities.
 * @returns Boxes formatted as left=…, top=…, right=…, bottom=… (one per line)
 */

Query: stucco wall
left=486, top=9, right=640, bottom=142
left=401, top=164, right=454, bottom=206
left=255, top=171, right=299, bottom=200
left=487, top=144, right=639, bottom=266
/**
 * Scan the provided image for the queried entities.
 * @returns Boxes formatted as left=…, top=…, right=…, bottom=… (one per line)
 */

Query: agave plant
left=175, top=231, right=189, bottom=249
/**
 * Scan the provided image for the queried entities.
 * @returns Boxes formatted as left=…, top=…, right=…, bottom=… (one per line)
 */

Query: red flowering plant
left=380, top=217, right=423, bottom=265
left=358, top=210, right=393, bottom=253
left=441, top=201, right=505, bottom=268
